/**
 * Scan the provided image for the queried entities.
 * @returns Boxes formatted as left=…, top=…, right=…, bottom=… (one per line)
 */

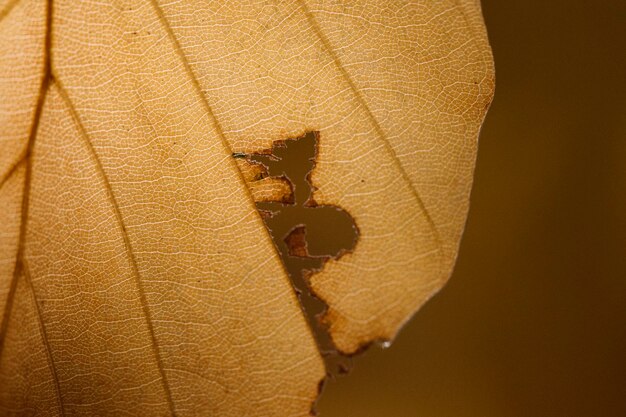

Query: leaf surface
left=0, top=0, right=494, bottom=415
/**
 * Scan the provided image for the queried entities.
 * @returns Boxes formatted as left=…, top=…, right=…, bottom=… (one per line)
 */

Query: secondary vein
left=23, top=260, right=66, bottom=416
left=53, top=78, right=177, bottom=417
left=0, top=156, right=26, bottom=193
left=0, top=0, right=51, bottom=363
left=0, top=0, right=21, bottom=25
left=147, top=0, right=299, bottom=298
left=296, top=0, right=443, bottom=254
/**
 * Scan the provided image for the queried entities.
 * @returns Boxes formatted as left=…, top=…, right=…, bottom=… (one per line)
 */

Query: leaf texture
left=0, top=0, right=494, bottom=415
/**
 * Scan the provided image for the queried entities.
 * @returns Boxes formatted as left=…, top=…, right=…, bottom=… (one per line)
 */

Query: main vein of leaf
left=0, top=0, right=51, bottom=375
left=0, top=3, right=64, bottom=414
left=1, top=1, right=175, bottom=414
left=296, top=0, right=443, bottom=255
left=53, top=78, right=177, bottom=417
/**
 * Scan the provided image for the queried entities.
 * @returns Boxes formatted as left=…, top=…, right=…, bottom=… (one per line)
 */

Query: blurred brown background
left=317, top=1, right=626, bottom=416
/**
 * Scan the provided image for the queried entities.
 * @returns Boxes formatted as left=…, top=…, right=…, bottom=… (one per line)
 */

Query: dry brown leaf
left=0, top=0, right=493, bottom=415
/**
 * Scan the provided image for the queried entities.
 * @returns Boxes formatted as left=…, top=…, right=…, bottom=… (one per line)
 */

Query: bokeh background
left=317, top=1, right=626, bottom=416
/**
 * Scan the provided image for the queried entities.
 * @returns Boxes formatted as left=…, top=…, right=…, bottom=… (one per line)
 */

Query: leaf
left=0, top=0, right=494, bottom=415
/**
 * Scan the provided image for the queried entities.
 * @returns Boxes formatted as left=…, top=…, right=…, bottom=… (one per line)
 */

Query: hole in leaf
left=233, top=131, right=359, bottom=376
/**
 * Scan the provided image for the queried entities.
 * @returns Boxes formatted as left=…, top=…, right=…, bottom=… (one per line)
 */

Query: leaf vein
left=0, top=0, right=20, bottom=25
left=0, top=156, right=26, bottom=192
left=147, top=0, right=272, bottom=220
left=53, top=78, right=177, bottom=417
left=0, top=0, right=51, bottom=363
left=23, top=260, right=66, bottom=416
left=297, top=0, right=443, bottom=254
left=147, top=0, right=302, bottom=312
